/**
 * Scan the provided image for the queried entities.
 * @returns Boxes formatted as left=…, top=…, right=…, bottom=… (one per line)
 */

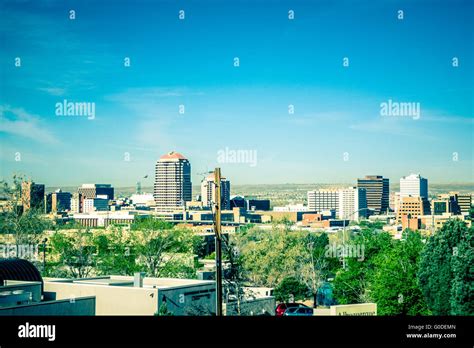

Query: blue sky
left=0, top=0, right=473, bottom=187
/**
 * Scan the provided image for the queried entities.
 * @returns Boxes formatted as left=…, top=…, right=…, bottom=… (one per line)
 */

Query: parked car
left=283, top=306, right=313, bottom=316
left=275, top=303, right=309, bottom=317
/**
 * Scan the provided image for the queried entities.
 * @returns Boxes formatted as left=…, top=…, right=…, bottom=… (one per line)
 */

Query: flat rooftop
left=44, top=276, right=214, bottom=290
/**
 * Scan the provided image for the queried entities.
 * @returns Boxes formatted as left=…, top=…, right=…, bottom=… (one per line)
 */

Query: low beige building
left=44, top=275, right=216, bottom=316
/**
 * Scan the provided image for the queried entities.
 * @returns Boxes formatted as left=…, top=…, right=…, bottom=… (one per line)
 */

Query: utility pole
left=213, top=168, right=223, bottom=316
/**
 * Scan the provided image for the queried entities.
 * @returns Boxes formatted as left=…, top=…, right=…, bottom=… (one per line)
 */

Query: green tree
left=273, top=276, right=308, bottom=302
left=132, top=218, right=198, bottom=278
left=369, top=230, right=430, bottom=315
left=296, top=233, right=331, bottom=307
left=450, top=231, right=474, bottom=315
left=332, top=228, right=392, bottom=304
left=418, top=219, right=473, bottom=315
left=49, top=227, right=96, bottom=278
left=237, top=227, right=302, bottom=287
left=93, top=225, right=138, bottom=275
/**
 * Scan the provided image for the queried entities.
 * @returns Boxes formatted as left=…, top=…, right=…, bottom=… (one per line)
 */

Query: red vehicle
left=275, top=303, right=309, bottom=317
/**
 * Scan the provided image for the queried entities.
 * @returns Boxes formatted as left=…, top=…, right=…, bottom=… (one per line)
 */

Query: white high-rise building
left=154, top=152, right=192, bottom=212
left=307, top=189, right=339, bottom=214
left=400, top=174, right=428, bottom=199
left=201, top=173, right=231, bottom=210
left=338, top=187, right=368, bottom=221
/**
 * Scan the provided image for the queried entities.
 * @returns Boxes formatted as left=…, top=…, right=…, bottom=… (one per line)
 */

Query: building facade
left=21, top=181, right=45, bottom=211
left=70, top=192, right=82, bottom=213
left=357, top=175, right=389, bottom=214
left=338, top=187, right=368, bottom=221
left=83, top=198, right=109, bottom=213
left=78, top=184, right=114, bottom=200
left=396, top=196, right=426, bottom=223
left=201, top=173, right=231, bottom=210
left=307, top=189, right=339, bottom=215
left=51, top=189, right=72, bottom=212
left=400, top=173, right=428, bottom=199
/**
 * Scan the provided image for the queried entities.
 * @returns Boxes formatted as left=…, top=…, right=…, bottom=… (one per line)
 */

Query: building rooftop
left=159, top=151, right=187, bottom=161
left=205, top=173, right=227, bottom=181
left=44, top=276, right=214, bottom=290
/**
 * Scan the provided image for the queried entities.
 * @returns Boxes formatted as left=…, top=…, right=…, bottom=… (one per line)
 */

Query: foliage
left=93, top=225, right=138, bottom=275
left=369, top=230, right=431, bottom=315
left=235, top=226, right=302, bottom=287
left=332, top=229, right=392, bottom=305
left=418, top=219, right=473, bottom=315
left=132, top=218, right=198, bottom=278
left=273, top=276, right=308, bottom=302
left=296, top=233, right=332, bottom=306
left=49, top=227, right=96, bottom=278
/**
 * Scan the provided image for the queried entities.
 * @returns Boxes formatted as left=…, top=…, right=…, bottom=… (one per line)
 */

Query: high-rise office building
left=400, top=173, right=428, bottom=199
left=399, top=174, right=430, bottom=215
left=307, top=189, right=339, bottom=214
left=21, top=181, right=45, bottom=211
left=338, top=187, right=368, bottom=221
left=357, top=175, right=389, bottom=214
left=201, top=173, right=231, bottom=210
left=154, top=151, right=192, bottom=212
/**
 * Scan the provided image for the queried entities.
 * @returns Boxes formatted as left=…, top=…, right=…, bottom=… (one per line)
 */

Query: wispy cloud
left=421, top=112, right=474, bottom=125
left=105, top=87, right=204, bottom=104
left=349, top=116, right=434, bottom=139
left=37, top=87, right=67, bottom=96
left=0, top=105, right=59, bottom=144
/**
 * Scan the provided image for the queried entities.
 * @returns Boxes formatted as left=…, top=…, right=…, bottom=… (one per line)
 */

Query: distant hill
left=46, top=183, right=473, bottom=207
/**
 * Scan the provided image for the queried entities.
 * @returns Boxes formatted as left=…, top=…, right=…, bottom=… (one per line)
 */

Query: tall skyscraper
left=201, top=173, right=231, bottom=210
left=357, top=175, right=390, bottom=214
left=307, top=189, right=339, bottom=214
left=338, top=187, right=368, bottom=221
left=21, top=181, right=45, bottom=211
left=400, top=173, right=428, bottom=199
left=154, top=151, right=192, bottom=212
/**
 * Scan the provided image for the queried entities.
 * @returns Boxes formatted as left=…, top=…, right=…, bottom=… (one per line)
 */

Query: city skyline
left=1, top=0, right=473, bottom=186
